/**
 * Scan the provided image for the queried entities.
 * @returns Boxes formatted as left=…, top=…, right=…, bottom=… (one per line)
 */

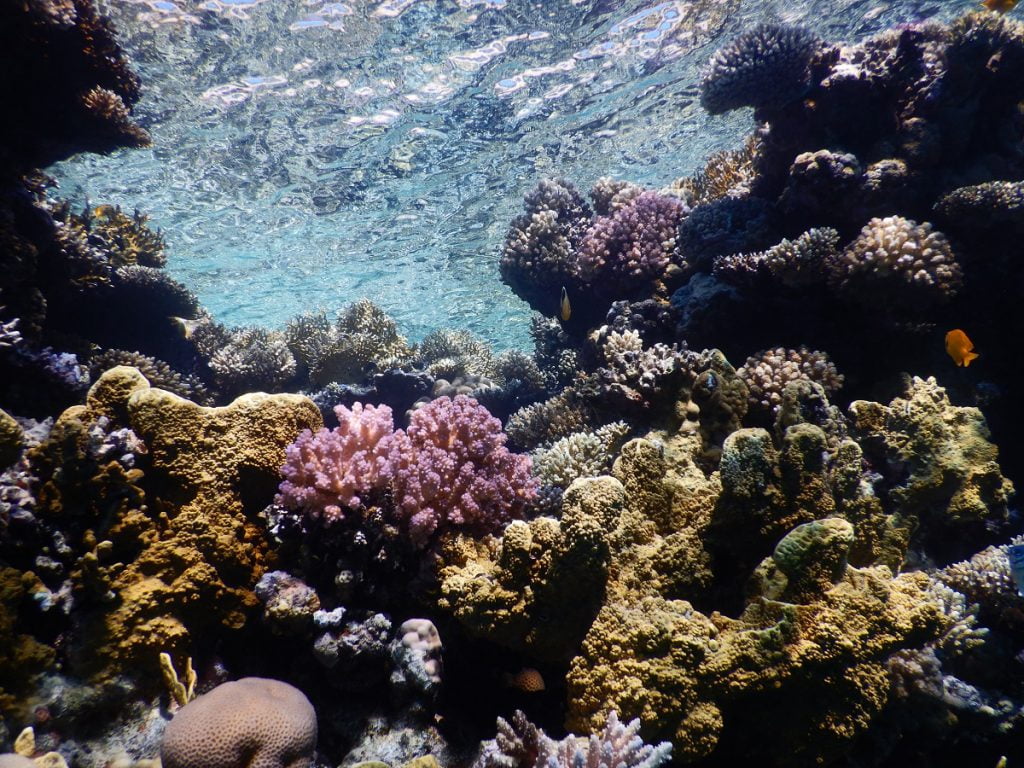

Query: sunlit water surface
left=53, top=0, right=976, bottom=349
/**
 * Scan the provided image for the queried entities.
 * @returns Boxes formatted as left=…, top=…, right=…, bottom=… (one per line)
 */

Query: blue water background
left=53, top=0, right=977, bottom=350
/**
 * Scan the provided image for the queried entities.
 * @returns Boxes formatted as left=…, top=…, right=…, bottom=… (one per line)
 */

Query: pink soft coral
left=388, top=395, right=537, bottom=547
left=277, top=396, right=537, bottom=547
left=276, top=402, right=394, bottom=522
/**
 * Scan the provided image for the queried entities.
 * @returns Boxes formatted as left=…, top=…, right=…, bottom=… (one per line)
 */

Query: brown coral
left=66, top=367, right=321, bottom=676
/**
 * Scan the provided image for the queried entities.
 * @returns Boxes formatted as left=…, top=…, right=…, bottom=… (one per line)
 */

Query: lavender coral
left=577, top=191, right=687, bottom=294
left=388, top=396, right=537, bottom=547
left=276, top=403, right=395, bottom=523
left=277, top=396, right=536, bottom=548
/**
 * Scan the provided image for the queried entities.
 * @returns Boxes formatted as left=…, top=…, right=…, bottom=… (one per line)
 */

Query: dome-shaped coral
left=827, top=216, right=961, bottom=307
left=700, top=24, right=822, bottom=115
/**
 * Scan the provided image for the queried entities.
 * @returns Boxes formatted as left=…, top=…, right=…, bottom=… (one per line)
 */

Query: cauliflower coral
left=277, top=396, right=537, bottom=548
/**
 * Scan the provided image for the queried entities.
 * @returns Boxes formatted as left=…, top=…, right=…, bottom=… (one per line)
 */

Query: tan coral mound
left=161, top=678, right=316, bottom=768
left=67, top=367, right=321, bottom=676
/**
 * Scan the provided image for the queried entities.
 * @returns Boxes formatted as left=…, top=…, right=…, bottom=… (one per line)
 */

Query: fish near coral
left=502, top=667, right=546, bottom=692
left=560, top=286, right=571, bottom=322
left=982, top=0, right=1019, bottom=13
left=945, top=329, right=979, bottom=367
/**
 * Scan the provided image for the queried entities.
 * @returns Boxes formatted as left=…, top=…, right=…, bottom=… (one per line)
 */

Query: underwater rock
left=389, top=618, right=442, bottom=703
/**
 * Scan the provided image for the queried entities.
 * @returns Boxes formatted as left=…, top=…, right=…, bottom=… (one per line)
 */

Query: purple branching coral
left=277, top=396, right=537, bottom=548
left=577, top=191, right=688, bottom=294
left=277, top=402, right=395, bottom=523
left=387, top=396, right=537, bottom=547
left=474, top=710, right=672, bottom=768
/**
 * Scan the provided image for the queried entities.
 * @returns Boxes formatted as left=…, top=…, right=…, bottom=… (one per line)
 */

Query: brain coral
left=161, top=678, right=316, bottom=768
left=700, top=24, right=821, bottom=115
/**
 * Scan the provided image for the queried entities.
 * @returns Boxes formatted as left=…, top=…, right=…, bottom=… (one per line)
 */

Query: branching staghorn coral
left=473, top=710, right=671, bottom=768
left=588, top=329, right=697, bottom=412
left=663, top=135, right=759, bottom=207
left=416, top=328, right=494, bottom=380
left=700, top=24, right=822, bottom=115
left=208, top=327, right=297, bottom=395
left=737, top=346, right=844, bottom=419
left=935, top=180, right=1024, bottom=230
left=285, top=300, right=412, bottom=387
left=938, top=534, right=1024, bottom=620
left=69, top=205, right=166, bottom=269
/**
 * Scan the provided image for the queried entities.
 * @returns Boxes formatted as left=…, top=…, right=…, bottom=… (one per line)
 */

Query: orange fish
left=982, top=0, right=1019, bottom=12
left=501, top=667, right=546, bottom=693
left=559, top=287, right=571, bottom=322
left=945, top=329, right=979, bottom=367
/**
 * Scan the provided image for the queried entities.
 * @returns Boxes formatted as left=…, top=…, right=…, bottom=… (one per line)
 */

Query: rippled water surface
left=53, top=0, right=976, bottom=348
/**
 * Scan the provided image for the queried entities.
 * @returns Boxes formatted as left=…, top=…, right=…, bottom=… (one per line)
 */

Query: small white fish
left=1009, top=544, right=1024, bottom=597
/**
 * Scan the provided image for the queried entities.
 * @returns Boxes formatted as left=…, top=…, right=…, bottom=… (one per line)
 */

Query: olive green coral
left=849, top=376, right=1013, bottom=529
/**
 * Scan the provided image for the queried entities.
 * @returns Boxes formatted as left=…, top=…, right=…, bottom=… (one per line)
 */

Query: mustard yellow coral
left=65, top=367, right=321, bottom=677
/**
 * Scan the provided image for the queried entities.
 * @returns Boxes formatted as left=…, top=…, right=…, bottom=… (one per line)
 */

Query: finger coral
left=827, top=216, right=962, bottom=308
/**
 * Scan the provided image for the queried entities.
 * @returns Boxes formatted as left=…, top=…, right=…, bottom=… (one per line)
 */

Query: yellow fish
left=982, top=0, right=1019, bottom=12
left=560, top=286, right=571, bottom=322
left=945, top=329, right=979, bottom=367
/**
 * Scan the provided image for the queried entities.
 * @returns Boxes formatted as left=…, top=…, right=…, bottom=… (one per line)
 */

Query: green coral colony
left=3, top=2, right=1024, bottom=767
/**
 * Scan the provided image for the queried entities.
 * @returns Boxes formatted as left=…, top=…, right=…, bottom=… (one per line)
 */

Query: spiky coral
left=500, top=179, right=592, bottom=317
left=208, top=327, right=297, bottom=395
left=714, top=228, right=839, bottom=289
left=285, top=300, right=412, bottom=387
left=88, top=349, right=209, bottom=405
left=474, top=710, right=671, bottom=768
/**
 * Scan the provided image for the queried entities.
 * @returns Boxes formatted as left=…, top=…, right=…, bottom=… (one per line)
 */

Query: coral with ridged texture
left=161, top=678, right=316, bottom=768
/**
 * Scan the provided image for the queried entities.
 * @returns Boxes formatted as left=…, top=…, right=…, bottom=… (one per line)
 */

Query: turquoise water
left=53, top=0, right=975, bottom=349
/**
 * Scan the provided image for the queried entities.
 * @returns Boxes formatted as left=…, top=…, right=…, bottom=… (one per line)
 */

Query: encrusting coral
left=59, top=366, right=321, bottom=676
